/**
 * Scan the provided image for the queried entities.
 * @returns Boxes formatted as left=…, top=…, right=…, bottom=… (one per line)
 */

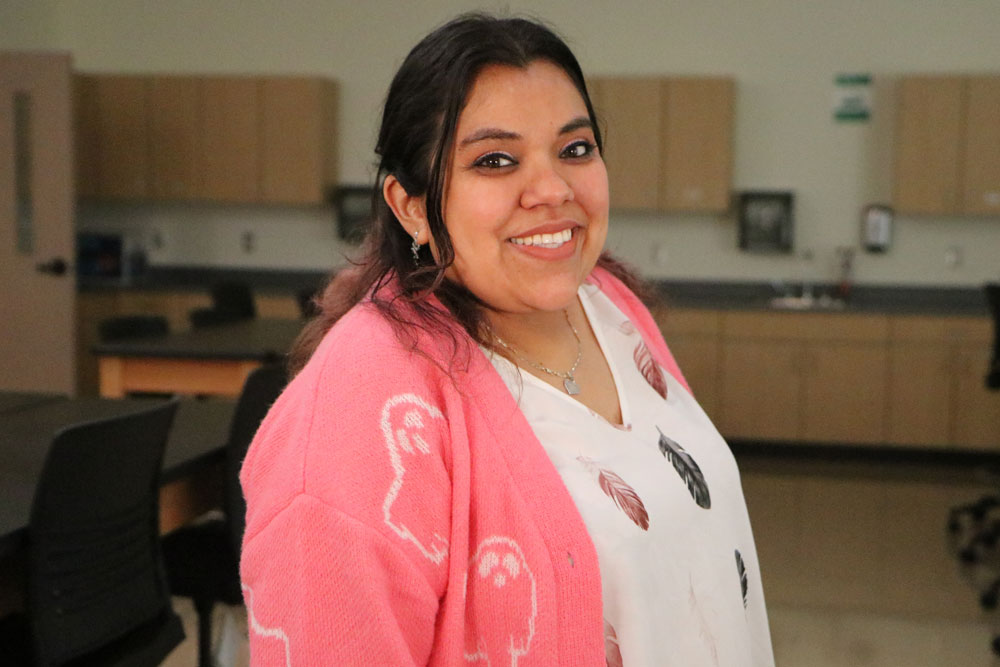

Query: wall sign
left=833, top=73, right=872, bottom=122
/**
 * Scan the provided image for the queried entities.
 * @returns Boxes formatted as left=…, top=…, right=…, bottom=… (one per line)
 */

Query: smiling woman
left=239, top=12, right=775, bottom=666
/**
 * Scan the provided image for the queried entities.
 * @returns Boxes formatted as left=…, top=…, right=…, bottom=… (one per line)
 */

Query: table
left=93, top=318, right=302, bottom=398
left=0, top=395, right=235, bottom=559
left=0, top=391, right=64, bottom=414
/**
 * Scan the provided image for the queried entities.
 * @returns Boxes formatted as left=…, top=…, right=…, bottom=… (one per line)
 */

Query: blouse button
left=567, top=552, right=575, bottom=568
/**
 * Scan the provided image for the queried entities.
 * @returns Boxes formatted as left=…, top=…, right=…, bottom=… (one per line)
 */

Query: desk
left=0, top=396, right=235, bottom=560
left=93, top=318, right=302, bottom=398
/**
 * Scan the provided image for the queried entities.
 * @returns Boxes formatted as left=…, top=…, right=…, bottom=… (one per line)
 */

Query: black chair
left=162, top=364, right=287, bottom=666
left=0, top=400, right=185, bottom=666
left=296, top=287, right=320, bottom=319
left=98, top=315, right=169, bottom=343
left=189, top=282, right=256, bottom=329
left=986, top=283, right=1000, bottom=390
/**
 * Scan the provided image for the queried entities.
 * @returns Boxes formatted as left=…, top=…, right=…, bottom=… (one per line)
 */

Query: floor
left=160, top=599, right=999, bottom=666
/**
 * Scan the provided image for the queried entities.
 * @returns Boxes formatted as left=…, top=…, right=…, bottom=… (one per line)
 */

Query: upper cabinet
left=588, top=76, right=735, bottom=212
left=892, top=75, right=1000, bottom=216
left=74, top=75, right=151, bottom=199
left=74, top=73, right=338, bottom=205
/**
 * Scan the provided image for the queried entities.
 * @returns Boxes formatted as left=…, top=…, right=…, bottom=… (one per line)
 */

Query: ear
left=383, top=175, right=428, bottom=241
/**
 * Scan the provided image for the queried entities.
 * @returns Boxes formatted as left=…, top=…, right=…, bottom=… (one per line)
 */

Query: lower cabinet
left=887, top=315, right=1000, bottom=449
left=716, top=311, right=891, bottom=445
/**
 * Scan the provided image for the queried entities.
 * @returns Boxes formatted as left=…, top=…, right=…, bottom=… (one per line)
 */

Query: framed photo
left=737, top=191, right=794, bottom=254
left=333, top=185, right=373, bottom=244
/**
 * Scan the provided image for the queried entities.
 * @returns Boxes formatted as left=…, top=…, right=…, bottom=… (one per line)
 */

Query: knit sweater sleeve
left=239, top=306, right=458, bottom=665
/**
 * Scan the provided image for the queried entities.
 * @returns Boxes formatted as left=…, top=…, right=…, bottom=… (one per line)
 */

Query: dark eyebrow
left=459, top=128, right=520, bottom=147
left=559, top=116, right=593, bottom=135
left=458, top=116, right=593, bottom=148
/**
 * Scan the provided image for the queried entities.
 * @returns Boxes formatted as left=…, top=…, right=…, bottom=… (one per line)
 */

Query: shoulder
left=586, top=265, right=652, bottom=322
left=240, top=300, right=456, bottom=541
left=586, top=266, right=692, bottom=393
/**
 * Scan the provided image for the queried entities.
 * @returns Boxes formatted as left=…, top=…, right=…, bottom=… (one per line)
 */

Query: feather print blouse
left=487, top=284, right=775, bottom=666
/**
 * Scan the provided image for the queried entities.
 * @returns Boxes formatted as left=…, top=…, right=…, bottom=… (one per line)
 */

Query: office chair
left=986, top=283, right=999, bottom=390
left=296, top=287, right=320, bottom=319
left=0, top=399, right=185, bottom=666
left=162, top=364, right=287, bottom=666
left=98, top=314, right=169, bottom=342
left=189, top=281, right=257, bottom=329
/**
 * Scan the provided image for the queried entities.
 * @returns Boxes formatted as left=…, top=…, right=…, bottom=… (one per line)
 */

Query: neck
left=486, top=299, right=583, bottom=366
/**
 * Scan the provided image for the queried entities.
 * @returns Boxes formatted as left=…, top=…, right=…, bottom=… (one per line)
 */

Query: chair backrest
left=189, top=281, right=256, bottom=328
left=27, top=399, right=180, bottom=666
left=211, top=281, right=256, bottom=319
left=98, top=315, right=169, bottom=343
left=225, top=364, right=287, bottom=554
left=987, top=283, right=1000, bottom=389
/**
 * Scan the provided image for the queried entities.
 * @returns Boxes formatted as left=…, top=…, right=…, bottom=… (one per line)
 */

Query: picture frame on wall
left=737, top=191, right=795, bottom=254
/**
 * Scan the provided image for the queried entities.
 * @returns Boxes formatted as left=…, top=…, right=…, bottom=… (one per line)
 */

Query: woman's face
left=440, top=60, right=609, bottom=315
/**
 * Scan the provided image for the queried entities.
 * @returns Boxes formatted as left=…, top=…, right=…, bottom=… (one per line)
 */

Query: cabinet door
left=149, top=76, right=201, bottom=200
left=200, top=76, right=260, bottom=202
left=719, top=340, right=802, bottom=441
left=952, top=345, right=1000, bottom=449
left=81, top=75, right=150, bottom=199
left=260, top=77, right=335, bottom=204
left=660, top=77, right=734, bottom=212
left=589, top=77, right=661, bottom=210
left=666, top=337, right=721, bottom=420
left=886, top=342, right=952, bottom=447
left=962, top=76, right=1000, bottom=215
left=73, top=75, right=101, bottom=198
left=892, top=76, right=964, bottom=215
left=802, top=343, right=888, bottom=444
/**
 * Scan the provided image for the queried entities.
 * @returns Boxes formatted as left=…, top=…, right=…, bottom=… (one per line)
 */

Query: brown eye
left=561, top=140, right=596, bottom=159
left=473, top=152, right=517, bottom=169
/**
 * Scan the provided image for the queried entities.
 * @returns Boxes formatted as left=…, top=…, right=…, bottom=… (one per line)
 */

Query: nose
left=520, top=158, right=574, bottom=209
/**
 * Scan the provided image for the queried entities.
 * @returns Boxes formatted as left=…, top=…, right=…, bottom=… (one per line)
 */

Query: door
left=0, top=52, right=76, bottom=394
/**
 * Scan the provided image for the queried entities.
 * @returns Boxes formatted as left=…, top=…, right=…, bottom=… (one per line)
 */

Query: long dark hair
left=290, top=12, right=644, bottom=375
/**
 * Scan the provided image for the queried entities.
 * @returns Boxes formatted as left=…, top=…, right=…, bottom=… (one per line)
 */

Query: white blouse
left=487, top=284, right=774, bottom=666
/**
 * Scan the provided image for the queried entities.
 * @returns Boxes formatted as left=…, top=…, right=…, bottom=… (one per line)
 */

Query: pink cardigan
left=240, top=268, right=688, bottom=665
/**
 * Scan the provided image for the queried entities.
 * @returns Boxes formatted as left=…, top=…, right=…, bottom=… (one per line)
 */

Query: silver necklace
left=491, top=310, right=583, bottom=395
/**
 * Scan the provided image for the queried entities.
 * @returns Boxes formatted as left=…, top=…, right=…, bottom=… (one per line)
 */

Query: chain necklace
left=491, top=310, right=583, bottom=395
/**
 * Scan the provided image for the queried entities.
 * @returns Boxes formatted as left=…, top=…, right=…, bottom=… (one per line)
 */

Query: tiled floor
left=161, top=599, right=999, bottom=666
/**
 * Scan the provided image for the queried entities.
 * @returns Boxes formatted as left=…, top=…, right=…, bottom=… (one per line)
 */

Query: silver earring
left=411, top=230, right=421, bottom=265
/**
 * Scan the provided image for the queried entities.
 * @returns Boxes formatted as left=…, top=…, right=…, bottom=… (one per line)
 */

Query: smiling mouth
left=509, top=228, right=574, bottom=248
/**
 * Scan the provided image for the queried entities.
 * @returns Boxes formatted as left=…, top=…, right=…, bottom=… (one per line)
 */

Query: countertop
left=79, top=266, right=994, bottom=317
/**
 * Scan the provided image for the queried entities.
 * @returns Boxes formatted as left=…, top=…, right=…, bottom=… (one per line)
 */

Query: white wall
left=7, top=0, right=1000, bottom=285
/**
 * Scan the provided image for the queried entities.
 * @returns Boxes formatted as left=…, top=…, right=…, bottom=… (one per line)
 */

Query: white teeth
left=510, top=228, right=573, bottom=248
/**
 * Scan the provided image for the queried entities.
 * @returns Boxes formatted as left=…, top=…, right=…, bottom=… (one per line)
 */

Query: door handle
left=36, top=257, right=68, bottom=276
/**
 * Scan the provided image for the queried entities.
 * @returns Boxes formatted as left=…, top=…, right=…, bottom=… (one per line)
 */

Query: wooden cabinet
left=717, top=312, right=890, bottom=444
left=260, top=76, right=338, bottom=204
left=149, top=76, right=200, bottom=199
left=199, top=76, right=261, bottom=202
left=963, top=77, right=1000, bottom=214
left=660, top=78, right=734, bottom=211
left=887, top=316, right=1000, bottom=449
left=74, top=75, right=150, bottom=199
left=588, top=76, right=734, bottom=212
left=893, top=74, right=1000, bottom=215
left=74, top=73, right=338, bottom=204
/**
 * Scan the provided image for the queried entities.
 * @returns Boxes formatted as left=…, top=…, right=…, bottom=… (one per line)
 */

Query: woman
left=240, top=13, right=774, bottom=666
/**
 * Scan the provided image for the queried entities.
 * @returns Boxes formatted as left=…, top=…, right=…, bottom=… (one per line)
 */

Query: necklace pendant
left=563, top=377, right=581, bottom=395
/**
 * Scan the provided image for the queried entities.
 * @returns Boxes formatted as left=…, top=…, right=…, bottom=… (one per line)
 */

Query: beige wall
left=7, top=0, right=1000, bottom=285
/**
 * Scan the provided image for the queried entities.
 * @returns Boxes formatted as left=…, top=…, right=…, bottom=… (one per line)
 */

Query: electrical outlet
left=945, top=245, right=963, bottom=269
left=652, top=243, right=670, bottom=266
left=241, top=230, right=256, bottom=254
